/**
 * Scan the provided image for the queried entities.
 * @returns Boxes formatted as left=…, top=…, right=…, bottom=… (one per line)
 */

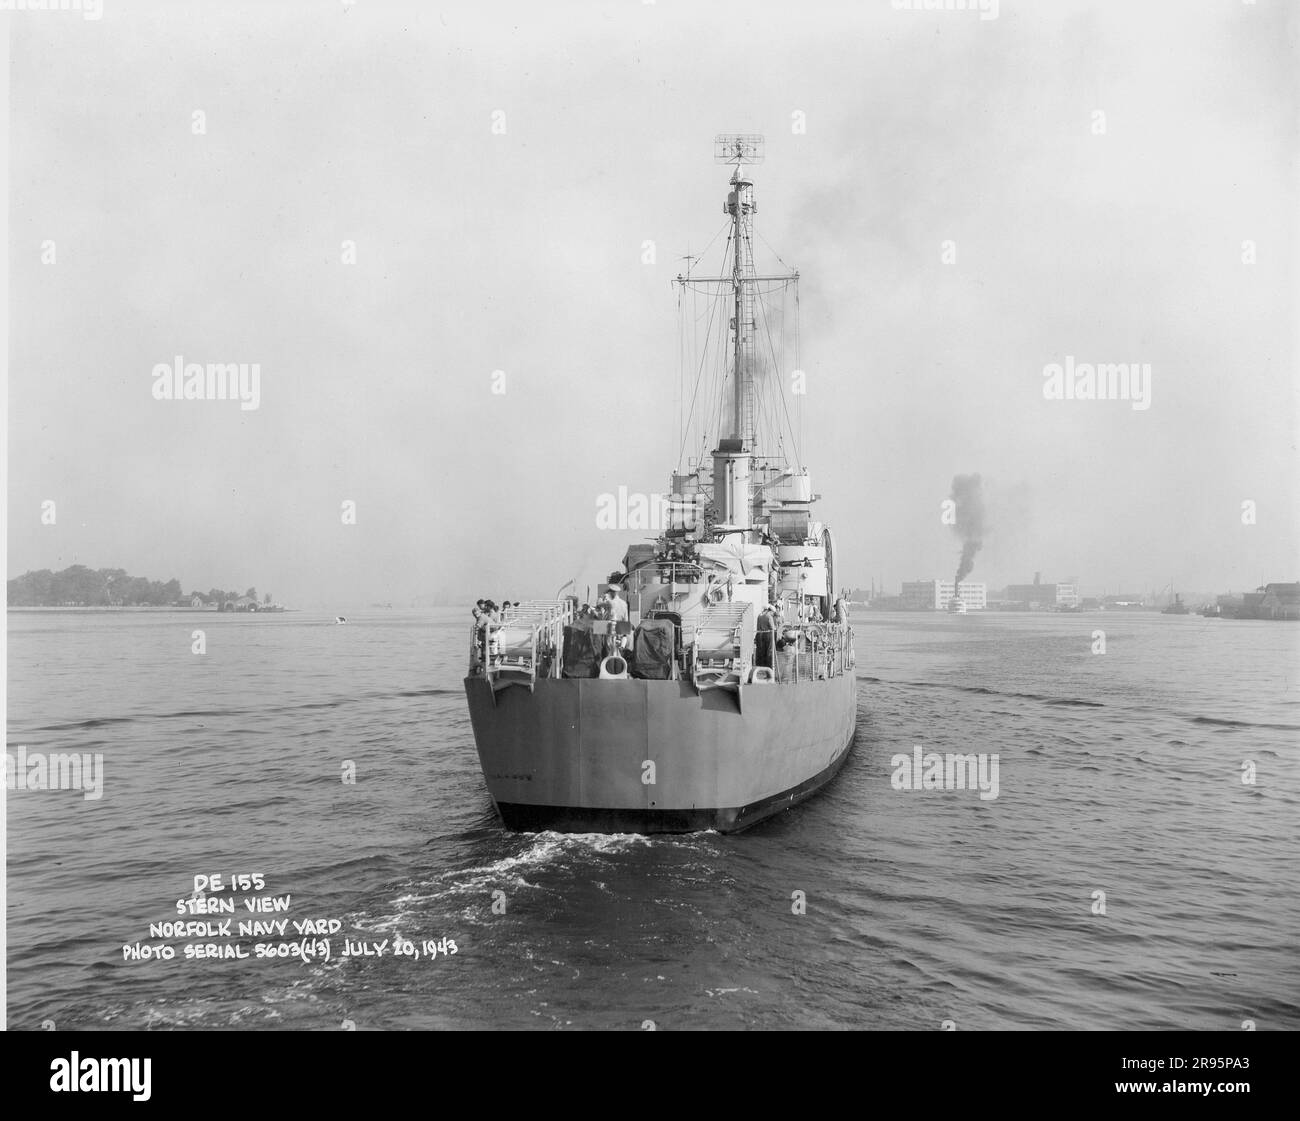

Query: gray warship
left=463, top=135, right=858, bottom=833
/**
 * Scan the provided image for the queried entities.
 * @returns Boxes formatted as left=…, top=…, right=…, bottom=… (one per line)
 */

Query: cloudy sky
left=7, top=0, right=1297, bottom=607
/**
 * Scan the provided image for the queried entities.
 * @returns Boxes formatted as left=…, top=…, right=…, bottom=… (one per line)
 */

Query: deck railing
left=770, top=621, right=855, bottom=684
left=468, top=601, right=854, bottom=690
left=470, top=600, right=575, bottom=690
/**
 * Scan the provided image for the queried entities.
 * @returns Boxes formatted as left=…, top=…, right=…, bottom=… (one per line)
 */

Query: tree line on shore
left=7, top=565, right=267, bottom=608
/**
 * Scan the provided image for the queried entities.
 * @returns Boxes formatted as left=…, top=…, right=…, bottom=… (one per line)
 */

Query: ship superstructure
left=462, top=135, right=859, bottom=833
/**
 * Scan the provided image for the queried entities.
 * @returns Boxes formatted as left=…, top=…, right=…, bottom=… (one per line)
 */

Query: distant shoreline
left=7, top=606, right=296, bottom=613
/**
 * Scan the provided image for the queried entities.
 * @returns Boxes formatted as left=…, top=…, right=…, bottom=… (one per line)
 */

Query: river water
left=6, top=608, right=1298, bottom=1030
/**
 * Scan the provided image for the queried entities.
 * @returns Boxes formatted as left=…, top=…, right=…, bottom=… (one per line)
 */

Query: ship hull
left=463, top=674, right=858, bottom=834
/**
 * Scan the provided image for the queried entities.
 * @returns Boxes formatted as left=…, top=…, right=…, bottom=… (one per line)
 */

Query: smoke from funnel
left=950, top=473, right=986, bottom=587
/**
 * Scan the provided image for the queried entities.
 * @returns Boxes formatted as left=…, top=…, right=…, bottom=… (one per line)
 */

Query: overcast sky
left=7, top=0, right=1297, bottom=607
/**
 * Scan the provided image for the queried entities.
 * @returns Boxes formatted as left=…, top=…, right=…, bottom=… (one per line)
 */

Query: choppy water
left=6, top=608, right=1299, bottom=1030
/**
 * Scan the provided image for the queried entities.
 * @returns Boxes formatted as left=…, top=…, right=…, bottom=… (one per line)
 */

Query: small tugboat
left=461, top=135, right=858, bottom=833
left=1162, top=594, right=1190, bottom=615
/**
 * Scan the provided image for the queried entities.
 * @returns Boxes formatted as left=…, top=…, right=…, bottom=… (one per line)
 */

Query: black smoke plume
left=950, top=473, right=985, bottom=587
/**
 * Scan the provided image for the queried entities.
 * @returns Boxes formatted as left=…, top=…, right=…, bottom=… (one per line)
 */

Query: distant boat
left=335, top=616, right=348, bottom=624
left=947, top=597, right=967, bottom=614
left=1161, top=594, right=1190, bottom=615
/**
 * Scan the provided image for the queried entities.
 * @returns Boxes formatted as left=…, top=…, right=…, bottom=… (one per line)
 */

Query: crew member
left=470, top=599, right=487, bottom=670
left=473, top=600, right=493, bottom=668
left=756, top=604, right=775, bottom=668
left=593, top=597, right=613, bottom=659
left=607, top=585, right=629, bottom=624
left=484, top=600, right=502, bottom=661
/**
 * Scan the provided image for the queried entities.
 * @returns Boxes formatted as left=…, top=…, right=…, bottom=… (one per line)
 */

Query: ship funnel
left=712, top=439, right=752, bottom=530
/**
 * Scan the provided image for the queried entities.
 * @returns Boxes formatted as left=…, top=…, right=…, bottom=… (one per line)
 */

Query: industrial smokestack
left=950, top=473, right=986, bottom=587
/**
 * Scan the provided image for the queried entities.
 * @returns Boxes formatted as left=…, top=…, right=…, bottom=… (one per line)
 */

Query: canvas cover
left=562, top=625, right=600, bottom=678
left=694, top=540, right=772, bottom=576
left=632, top=619, right=675, bottom=679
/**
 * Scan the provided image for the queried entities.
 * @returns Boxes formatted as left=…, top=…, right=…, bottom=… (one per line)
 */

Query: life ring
left=598, top=655, right=630, bottom=679
left=749, top=666, right=776, bottom=684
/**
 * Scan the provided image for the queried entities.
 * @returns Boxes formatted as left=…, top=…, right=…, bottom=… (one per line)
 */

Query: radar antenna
left=713, top=134, right=765, bottom=166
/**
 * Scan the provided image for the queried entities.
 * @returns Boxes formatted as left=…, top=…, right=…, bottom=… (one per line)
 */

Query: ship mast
left=720, top=135, right=760, bottom=448
left=674, top=134, right=799, bottom=531
left=730, top=165, right=745, bottom=444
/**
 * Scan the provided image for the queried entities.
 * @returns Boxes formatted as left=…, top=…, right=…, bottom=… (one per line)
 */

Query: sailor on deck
left=605, top=586, right=631, bottom=653
left=483, top=600, right=503, bottom=661
left=756, top=604, right=776, bottom=668
left=607, top=585, right=629, bottom=624
left=471, top=599, right=491, bottom=669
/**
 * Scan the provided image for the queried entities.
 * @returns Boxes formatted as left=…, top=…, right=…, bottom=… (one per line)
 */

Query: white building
left=901, top=580, right=987, bottom=610
left=1006, top=579, right=1079, bottom=608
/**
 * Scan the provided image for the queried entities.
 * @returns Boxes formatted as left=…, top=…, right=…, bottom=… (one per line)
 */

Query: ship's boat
left=462, top=135, right=859, bottom=834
